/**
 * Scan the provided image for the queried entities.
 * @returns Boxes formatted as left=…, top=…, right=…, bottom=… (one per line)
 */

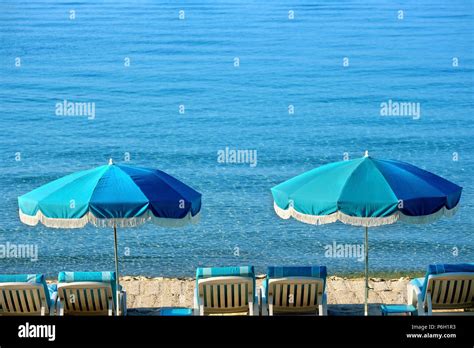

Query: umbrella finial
left=364, top=150, right=369, bottom=157
left=108, top=158, right=114, bottom=165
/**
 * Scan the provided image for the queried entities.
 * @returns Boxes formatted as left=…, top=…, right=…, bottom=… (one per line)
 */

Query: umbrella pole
left=364, top=226, right=369, bottom=316
left=113, top=224, right=120, bottom=316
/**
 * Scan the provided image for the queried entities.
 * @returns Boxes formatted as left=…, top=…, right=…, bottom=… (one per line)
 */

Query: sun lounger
left=260, top=266, right=328, bottom=316
left=56, top=271, right=126, bottom=316
left=194, top=266, right=258, bottom=316
left=0, top=274, right=57, bottom=316
left=407, top=263, right=474, bottom=315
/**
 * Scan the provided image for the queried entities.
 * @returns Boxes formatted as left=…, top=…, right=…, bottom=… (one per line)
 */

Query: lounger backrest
left=196, top=266, right=255, bottom=314
left=198, top=276, right=254, bottom=314
left=426, top=273, right=474, bottom=310
left=421, top=264, right=474, bottom=310
left=57, top=282, right=114, bottom=315
left=265, top=266, right=327, bottom=314
left=0, top=274, right=51, bottom=316
left=0, top=283, right=48, bottom=315
left=267, top=277, right=324, bottom=312
left=57, top=271, right=117, bottom=316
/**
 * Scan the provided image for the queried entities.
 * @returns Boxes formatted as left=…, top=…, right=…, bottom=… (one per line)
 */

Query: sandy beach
left=121, top=275, right=411, bottom=316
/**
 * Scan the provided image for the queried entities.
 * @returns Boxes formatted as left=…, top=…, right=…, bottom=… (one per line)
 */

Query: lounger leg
left=247, top=300, right=258, bottom=316
left=319, top=293, right=328, bottom=316
left=426, top=293, right=433, bottom=316
left=57, top=298, right=64, bottom=316
left=268, top=295, right=274, bottom=316
left=49, top=300, right=55, bottom=316
left=199, top=295, right=205, bottom=316
left=121, top=290, right=127, bottom=316
left=116, top=290, right=122, bottom=316
left=108, top=298, right=113, bottom=316
left=192, top=288, right=199, bottom=315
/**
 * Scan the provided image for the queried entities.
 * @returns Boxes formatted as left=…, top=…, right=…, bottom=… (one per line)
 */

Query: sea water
left=0, top=0, right=472, bottom=277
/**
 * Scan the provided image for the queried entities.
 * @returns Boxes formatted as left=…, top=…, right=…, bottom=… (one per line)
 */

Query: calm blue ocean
left=0, top=1, right=473, bottom=277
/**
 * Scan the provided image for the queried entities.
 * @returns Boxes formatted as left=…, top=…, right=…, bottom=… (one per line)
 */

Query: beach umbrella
left=271, top=151, right=462, bottom=315
left=18, top=159, right=202, bottom=314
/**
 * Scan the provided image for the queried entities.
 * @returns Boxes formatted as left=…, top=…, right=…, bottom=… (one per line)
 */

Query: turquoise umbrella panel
left=89, top=166, right=151, bottom=219
left=19, top=166, right=108, bottom=219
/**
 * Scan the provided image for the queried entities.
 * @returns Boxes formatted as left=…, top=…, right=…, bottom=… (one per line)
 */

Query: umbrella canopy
left=19, top=160, right=202, bottom=228
left=18, top=160, right=202, bottom=315
left=272, top=152, right=461, bottom=226
left=271, top=152, right=462, bottom=315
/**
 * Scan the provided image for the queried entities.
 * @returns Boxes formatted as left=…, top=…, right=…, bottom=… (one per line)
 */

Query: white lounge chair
left=193, top=266, right=258, bottom=316
left=407, top=263, right=474, bottom=315
left=260, top=266, right=328, bottom=316
left=56, top=271, right=126, bottom=316
left=0, top=274, right=57, bottom=316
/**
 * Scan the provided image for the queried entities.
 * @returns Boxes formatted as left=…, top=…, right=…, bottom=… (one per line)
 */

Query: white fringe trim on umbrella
left=398, top=204, right=459, bottom=224
left=19, top=209, right=201, bottom=229
left=273, top=201, right=459, bottom=227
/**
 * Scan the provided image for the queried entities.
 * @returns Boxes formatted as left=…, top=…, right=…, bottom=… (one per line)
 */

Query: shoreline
left=44, top=270, right=427, bottom=282
left=44, top=271, right=426, bottom=282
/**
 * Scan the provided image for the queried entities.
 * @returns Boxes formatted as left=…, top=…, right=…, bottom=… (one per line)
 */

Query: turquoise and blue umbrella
left=18, top=159, right=202, bottom=314
left=271, top=152, right=462, bottom=315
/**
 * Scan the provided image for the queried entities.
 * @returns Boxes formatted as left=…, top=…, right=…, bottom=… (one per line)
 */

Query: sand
left=120, top=275, right=411, bottom=316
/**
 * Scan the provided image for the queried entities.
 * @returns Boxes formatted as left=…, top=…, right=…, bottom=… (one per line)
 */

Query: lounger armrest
left=319, top=292, right=328, bottom=316
left=407, top=281, right=424, bottom=315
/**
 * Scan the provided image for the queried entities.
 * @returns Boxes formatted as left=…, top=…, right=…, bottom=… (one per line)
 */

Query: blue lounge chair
left=56, top=271, right=126, bottom=316
left=260, top=266, right=328, bottom=316
left=407, top=263, right=474, bottom=315
left=193, top=266, right=258, bottom=316
left=0, top=274, right=57, bottom=316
